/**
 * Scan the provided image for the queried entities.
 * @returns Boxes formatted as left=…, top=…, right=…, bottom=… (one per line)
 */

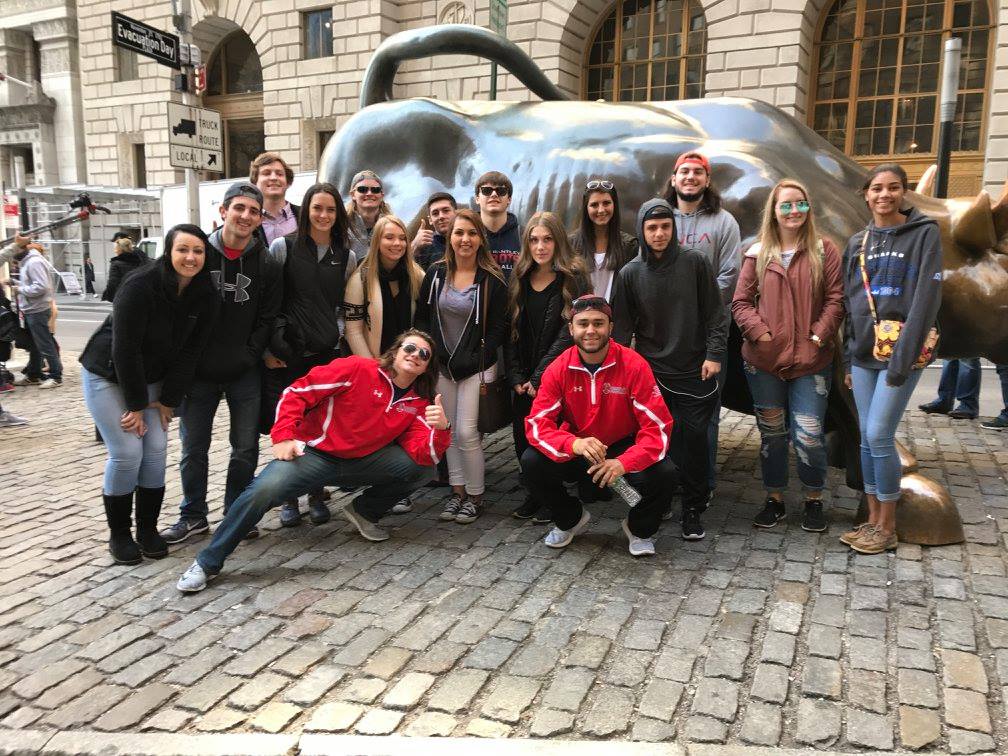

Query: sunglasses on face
left=778, top=200, right=810, bottom=214
left=356, top=185, right=383, bottom=195
left=401, top=342, right=431, bottom=361
left=478, top=185, right=510, bottom=197
left=586, top=180, right=614, bottom=191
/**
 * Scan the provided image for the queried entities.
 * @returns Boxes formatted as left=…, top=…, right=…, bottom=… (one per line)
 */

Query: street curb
left=0, top=730, right=963, bottom=755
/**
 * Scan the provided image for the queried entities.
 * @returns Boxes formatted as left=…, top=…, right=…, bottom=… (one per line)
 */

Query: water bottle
left=610, top=475, right=642, bottom=508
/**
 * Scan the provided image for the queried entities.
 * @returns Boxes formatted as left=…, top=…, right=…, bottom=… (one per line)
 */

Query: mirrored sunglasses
left=778, top=200, right=810, bottom=214
left=402, top=342, right=431, bottom=361
left=586, top=180, right=614, bottom=191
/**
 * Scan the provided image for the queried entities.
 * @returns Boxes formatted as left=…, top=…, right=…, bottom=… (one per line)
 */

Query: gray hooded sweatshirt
left=673, top=206, right=740, bottom=310
left=842, top=206, right=942, bottom=386
left=611, top=198, right=727, bottom=379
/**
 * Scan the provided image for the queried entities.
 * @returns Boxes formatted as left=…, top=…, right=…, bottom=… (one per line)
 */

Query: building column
left=0, top=29, right=31, bottom=108
left=33, top=18, right=86, bottom=184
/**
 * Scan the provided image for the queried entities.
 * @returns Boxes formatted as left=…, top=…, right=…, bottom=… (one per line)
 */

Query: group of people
left=4, top=148, right=947, bottom=591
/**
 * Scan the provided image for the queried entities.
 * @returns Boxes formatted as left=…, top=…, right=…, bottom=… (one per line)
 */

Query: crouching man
left=178, top=329, right=450, bottom=592
left=522, top=295, right=676, bottom=556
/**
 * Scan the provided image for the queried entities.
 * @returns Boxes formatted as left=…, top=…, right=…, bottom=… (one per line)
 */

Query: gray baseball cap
left=223, top=182, right=263, bottom=207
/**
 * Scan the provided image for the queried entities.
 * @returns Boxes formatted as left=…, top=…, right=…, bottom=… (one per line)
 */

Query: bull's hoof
left=853, top=473, right=965, bottom=546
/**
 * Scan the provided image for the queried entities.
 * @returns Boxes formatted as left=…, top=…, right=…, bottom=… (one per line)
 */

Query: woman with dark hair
left=840, top=163, right=942, bottom=554
left=732, top=179, right=844, bottom=532
left=264, top=181, right=357, bottom=528
left=568, top=179, right=638, bottom=300
left=177, top=329, right=451, bottom=592
left=80, top=224, right=217, bottom=564
left=415, top=208, right=508, bottom=524
left=102, top=236, right=145, bottom=302
left=507, top=212, right=590, bottom=521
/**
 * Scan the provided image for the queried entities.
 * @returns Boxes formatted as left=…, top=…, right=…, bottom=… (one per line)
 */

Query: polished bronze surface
left=854, top=474, right=965, bottom=546
left=320, top=25, right=1003, bottom=500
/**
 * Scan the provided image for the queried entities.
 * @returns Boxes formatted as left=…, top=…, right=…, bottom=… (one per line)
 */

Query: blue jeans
left=850, top=365, right=923, bottom=502
left=24, top=309, right=62, bottom=381
left=744, top=363, right=831, bottom=493
left=178, top=370, right=261, bottom=520
left=197, top=445, right=427, bottom=574
left=82, top=368, right=167, bottom=496
left=935, top=358, right=981, bottom=414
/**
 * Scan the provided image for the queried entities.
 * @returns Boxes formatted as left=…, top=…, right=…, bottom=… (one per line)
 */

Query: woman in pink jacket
left=732, top=179, right=844, bottom=533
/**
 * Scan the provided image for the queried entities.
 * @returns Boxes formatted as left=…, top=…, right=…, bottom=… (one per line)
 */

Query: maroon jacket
left=731, top=237, right=844, bottom=379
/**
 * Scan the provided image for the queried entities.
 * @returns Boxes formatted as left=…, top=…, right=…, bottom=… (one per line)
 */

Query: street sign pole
left=173, top=0, right=199, bottom=225
left=489, top=0, right=508, bottom=101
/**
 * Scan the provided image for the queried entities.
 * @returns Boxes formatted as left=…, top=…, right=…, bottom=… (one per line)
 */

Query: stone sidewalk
left=1, top=356, right=1007, bottom=754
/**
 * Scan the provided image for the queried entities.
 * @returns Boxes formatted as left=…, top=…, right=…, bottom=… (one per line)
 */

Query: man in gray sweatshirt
left=1, top=238, right=61, bottom=388
left=663, top=152, right=740, bottom=492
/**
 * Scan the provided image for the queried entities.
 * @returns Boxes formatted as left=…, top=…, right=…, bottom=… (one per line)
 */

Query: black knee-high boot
left=134, top=486, right=169, bottom=558
left=103, top=493, right=142, bottom=565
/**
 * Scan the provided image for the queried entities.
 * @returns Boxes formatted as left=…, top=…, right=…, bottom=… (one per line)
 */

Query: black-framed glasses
left=586, top=180, right=614, bottom=191
left=402, top=342, right=431, bottom=361
left=478, top=185, right=510, bottom=197
left=356, top=185, right=383, bottom=195
left=778, top=200, right=810, bottom=214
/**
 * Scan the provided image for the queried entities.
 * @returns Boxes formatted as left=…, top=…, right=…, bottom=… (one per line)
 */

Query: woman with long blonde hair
left=414, top=209, right=508, bottom=524
left=345, top=170, right=393, bottom=257
left=731, top=179, right=844, bottom=533
left=505, top=212, right=590, bottom=521
left=344, top=215, right=425, bottom=359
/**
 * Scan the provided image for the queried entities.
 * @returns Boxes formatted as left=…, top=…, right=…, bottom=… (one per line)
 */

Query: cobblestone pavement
left=1, top=356, right=1007, bottom=754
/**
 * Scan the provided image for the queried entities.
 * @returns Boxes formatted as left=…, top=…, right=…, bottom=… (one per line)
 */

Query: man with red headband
left=662, top=151, right=740, bottom=495
left=522, top=295, right=676, bottom=557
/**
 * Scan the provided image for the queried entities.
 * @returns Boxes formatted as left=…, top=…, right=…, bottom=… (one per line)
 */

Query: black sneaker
left=512, top=497, right=539, bottom=519
left=682, top=510, right=705, bottom=540
left=308, top=493, right=331, bottom=525
left=753, top=498, right=786, bottom=529
left=159, top=517, right=209, bottom=544
left=981, top=416, right=1008, bottom=431
left=918, top=400, right=951, bottom=414
left=801, top=499, right=827, bottom=532
left=948, top=409, right=977, bottom=420
left=531, top=507, right=552, bottom=525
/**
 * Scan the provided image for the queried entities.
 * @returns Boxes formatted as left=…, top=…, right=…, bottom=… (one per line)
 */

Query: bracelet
left=811, top=334, right=822, bottom=346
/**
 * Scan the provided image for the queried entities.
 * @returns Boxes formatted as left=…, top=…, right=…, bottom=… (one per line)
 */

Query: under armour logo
left=210, top=270, right=252, bottom=302
left=572, top=386, right=583, bottom=392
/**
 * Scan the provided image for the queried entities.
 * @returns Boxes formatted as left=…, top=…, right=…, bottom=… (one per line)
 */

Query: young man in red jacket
left=177, top=329, right=451, bottom=592
left=523, top=295, right=676, bottom=556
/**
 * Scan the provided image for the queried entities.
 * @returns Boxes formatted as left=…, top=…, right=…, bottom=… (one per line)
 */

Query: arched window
left=812, top=0, right=992, bottom=161
left=585, top=0, right=706, bottom=102
left=206, top=31, right=263, bottom=96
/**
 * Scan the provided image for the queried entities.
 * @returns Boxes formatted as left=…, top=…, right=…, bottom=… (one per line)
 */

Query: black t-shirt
left=579, top=355, right=603, bottom=374
left=392, top=383, right=411, bottom=403
left=525, top=281, right=554, bottom=335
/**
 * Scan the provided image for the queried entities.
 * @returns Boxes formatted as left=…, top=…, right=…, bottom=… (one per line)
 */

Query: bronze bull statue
left=320, top=25, right=1008, bottom=544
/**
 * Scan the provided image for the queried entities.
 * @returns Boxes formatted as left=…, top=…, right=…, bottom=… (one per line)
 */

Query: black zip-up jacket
left=197, top=228, right=282, bottom=383
left=414, top=262, right=508, bottom=381
left=612, top=198, right=727, bottom=379
left=842, top=206, right=942, bottom=386
left=269, top=234, right=351, bottom=359
left=102, top=250, right=147, bottom=302
left=504, top=273, right=591, bottom=389
left=80, top=258, right=218, bottom=410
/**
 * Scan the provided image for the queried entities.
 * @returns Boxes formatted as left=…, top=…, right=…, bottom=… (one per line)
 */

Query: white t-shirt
left=780, top=248, right=796, bottom=269
left=591, top=252, right=615, bottom=300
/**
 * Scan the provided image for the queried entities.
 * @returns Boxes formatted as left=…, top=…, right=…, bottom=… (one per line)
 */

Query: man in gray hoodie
left=612, top=199, right=727, bottom=540
left=1, top=238, right=61, bottom=388
left=663, top=153, right=740, bottom=491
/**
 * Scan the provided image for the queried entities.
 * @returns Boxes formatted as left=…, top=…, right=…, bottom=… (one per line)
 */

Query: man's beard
left=675, top=187, right=705, bottom=204
left=577, top=334, right=610, bottom=354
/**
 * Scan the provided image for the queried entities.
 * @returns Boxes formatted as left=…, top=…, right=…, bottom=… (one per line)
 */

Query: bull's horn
left=991, top=179, right=1008, bottom=241
left=952, top=190, right=996, bottom=254
left=916, top=165, right=937, bottom=197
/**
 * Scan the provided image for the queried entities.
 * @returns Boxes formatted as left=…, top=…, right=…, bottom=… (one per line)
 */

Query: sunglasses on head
left=586, top=180, right=614, bottom=191
left=402, top=342, right=431, bottom=361
left=356, top=185, right=383, bottom=195
left=478, top=185, right=510, bottom=197
left=778, top=200, right=810, bottom=214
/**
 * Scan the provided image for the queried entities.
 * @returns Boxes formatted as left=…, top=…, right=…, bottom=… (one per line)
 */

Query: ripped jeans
left=744, top=363, right=832, bottom=493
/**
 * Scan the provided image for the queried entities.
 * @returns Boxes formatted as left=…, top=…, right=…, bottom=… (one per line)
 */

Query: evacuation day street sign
left=111, top=11, right=180, bottom=70
left=167, top=102, right=223, bottom=172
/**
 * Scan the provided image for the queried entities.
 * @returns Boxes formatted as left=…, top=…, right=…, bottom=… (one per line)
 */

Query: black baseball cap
left=571, top=295, right=612, bottom=320
left=223, top=182, right=263, bottom=207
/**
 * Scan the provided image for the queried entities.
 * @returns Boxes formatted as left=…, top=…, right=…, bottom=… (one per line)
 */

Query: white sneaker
left=391, top=499, right=413, bottom=514
left=177, top=560, right=215, bottom=593
left=544, top=510, right=591, bottom=549
left=38, top=378, right=61, bottom=389
left=622, top=519, right=655, bottom=556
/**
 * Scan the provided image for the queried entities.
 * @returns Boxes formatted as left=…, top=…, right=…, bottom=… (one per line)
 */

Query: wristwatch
left=811, top=334, right=822, bottom=347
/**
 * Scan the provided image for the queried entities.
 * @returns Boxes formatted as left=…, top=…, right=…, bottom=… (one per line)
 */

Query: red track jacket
left=525, top=341, right=673, bottom=473
left=271, top=356, right=450, bottom=466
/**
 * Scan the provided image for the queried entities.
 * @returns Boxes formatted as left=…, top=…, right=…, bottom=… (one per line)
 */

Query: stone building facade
left=2, top=0, right=1004, bottom=201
